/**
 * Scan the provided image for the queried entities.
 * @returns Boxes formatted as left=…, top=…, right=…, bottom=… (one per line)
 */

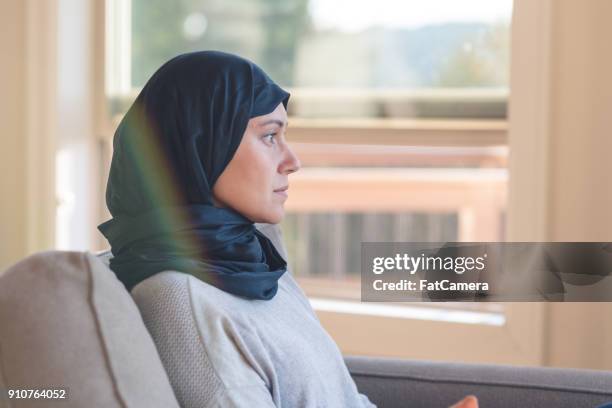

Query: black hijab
left=98, top=50, right=289, bottom=300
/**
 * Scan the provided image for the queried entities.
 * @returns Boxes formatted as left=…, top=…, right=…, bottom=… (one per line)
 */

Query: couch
left=1, top=223, right=611, bottom=408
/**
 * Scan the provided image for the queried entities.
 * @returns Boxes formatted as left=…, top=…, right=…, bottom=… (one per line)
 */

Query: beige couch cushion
left=0, top=250, right=180, bottom=408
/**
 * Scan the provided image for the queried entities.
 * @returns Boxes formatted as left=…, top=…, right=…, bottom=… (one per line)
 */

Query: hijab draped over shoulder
left=98, top=50, right=290, bottom=300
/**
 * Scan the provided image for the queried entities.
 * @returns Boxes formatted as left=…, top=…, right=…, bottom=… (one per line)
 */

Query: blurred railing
left=279, top=142, right=507, bottom=297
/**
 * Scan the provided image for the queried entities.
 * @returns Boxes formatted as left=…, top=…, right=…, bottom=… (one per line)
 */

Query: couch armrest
left=344, top=355, right=612, bottom=408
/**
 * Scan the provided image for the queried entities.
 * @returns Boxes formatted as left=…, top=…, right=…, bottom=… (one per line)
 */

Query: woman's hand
left=449, top=395, right=479, bottom=408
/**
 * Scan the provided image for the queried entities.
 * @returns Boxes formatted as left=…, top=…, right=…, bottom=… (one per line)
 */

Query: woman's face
left=212, top=102, right=301, bottom=224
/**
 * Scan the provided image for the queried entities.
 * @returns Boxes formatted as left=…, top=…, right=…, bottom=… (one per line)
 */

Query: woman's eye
left=264, top=133, right=277, bottom=144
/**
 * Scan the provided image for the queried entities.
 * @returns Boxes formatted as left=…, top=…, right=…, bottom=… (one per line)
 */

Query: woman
left=98, top=50, right=478, bottom=408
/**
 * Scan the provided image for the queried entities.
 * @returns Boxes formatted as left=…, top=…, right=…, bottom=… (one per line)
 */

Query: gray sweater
left=130, top=268, right=377, bottom=407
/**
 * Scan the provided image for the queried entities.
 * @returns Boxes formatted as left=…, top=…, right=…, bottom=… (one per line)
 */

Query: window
left=104, top=0, right=512, bottom=269
left=106, top=0, right=512, bottom=120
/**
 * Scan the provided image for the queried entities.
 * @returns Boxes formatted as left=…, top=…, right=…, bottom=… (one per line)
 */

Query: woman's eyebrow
left=258, top=119, right=288, bottom=128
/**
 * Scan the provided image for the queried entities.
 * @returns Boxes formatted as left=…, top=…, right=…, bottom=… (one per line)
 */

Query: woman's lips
left=274, top=185, right=288, bottom=198
left=274, top=190, right=288, bottom=198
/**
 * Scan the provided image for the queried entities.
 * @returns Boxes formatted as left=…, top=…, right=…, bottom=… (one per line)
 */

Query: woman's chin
left=244, top=205, right=284, bottom=224
left=259, top=207, right=284, bottom=224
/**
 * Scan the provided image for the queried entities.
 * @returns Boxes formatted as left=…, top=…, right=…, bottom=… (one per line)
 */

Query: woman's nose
left=280, top=145, right=301, bottom=174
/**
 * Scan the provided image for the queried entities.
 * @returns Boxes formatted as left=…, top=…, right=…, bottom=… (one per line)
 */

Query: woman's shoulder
left=128, top=270, right=276, bottom=401
left=94, top=252, right=210, bottom=317
left=131, top=270, right=244, bottom=318
left=97, top=244, right=316, bottom=326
